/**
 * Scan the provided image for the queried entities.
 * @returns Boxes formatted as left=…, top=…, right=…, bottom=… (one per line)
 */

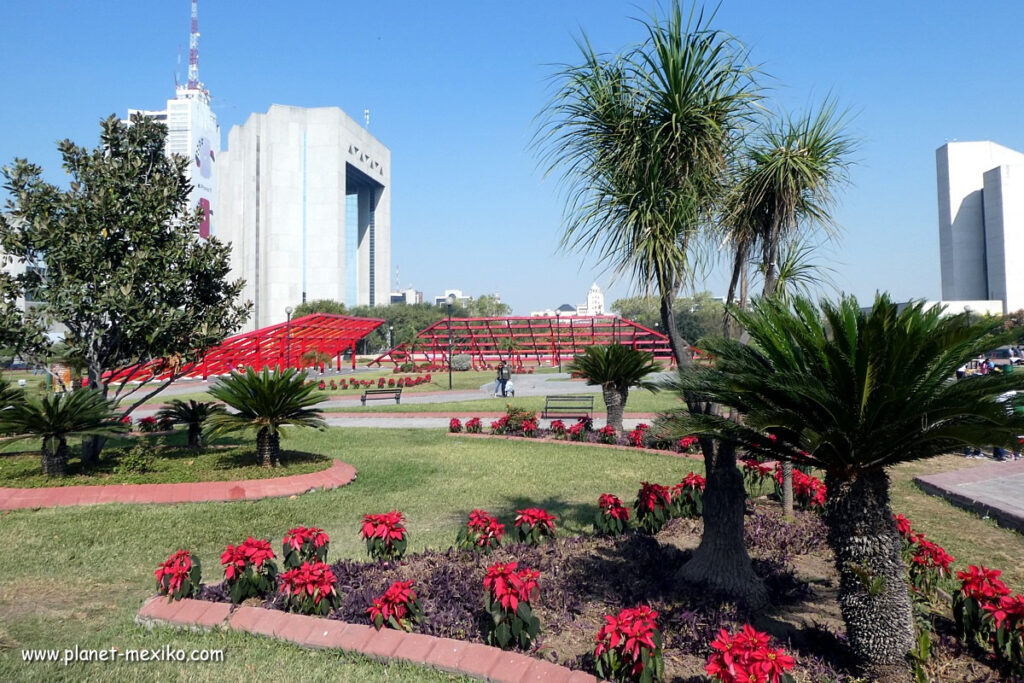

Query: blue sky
left=3, top=1, right=1024, bottom=314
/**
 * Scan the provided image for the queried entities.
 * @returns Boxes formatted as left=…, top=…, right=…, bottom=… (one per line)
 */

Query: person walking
left=496, top=360, right=511, bottom=397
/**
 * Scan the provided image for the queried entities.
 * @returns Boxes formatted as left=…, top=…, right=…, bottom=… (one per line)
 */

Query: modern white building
left=390, top=288, right=423, bottom=305
left=216, top=104, right=391, bottom=330
left=433, top=289, right=471, bottom=307
left=583, top=282, right=605, bottom=316
left=937, top=141, right=1024, bottom=313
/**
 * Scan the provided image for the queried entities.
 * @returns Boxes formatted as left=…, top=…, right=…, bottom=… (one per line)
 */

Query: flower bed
left=310, top=374, right=433, bottom=392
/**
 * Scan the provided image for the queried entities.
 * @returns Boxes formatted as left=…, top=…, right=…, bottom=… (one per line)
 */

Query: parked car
left=986, top=346, right=1024, bottom=367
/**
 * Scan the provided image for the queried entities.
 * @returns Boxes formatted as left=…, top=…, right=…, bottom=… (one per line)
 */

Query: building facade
left=937, top=141, right=1024, bottom=313
left=216, top=105, right=391, bottom=330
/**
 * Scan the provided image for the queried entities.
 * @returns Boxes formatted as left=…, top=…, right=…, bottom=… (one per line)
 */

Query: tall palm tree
left=0, top=389, right=126, bottom=477
left=155, top=399, right=225, bottom=450
left=205, top=368, right=326, bottom=468
left=661, top=295, right=1024, bottom=678
left=566, top=345, right=660, bottom=431
left=534, top=1, right=759, bottom=366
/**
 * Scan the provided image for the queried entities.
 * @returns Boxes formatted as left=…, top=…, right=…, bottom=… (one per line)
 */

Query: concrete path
left=915, top=459, right=1024, bottom=532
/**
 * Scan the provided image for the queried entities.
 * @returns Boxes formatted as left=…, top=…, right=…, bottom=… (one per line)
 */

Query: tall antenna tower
left=186, top=0, right=202, bottom=91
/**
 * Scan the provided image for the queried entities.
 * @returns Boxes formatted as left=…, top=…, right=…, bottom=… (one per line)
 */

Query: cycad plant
left=0, top=389, right=126, bottom=477
left=205, top=367, right=326, bottom=468
left=567, top=345, right=660, bottom=432
left=155, top=399, right=225, bottom=450
left=0, top=378, right=23, bottom=410
left=661, top=294, right=1024, bottom=678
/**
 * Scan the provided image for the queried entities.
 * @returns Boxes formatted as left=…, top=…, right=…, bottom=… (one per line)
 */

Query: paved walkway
left=915, top=459, right=1024, bottom=532
left=0, top=460, right=356, bottom=511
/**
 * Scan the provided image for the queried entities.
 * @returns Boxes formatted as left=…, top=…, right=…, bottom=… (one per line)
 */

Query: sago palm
left=0, top=389, right=126, bottom=477
left=155, top=399, right=225, bottom=450
left=205, top=367, right=326, bottom=468
left=566, top=345, right=660, bottom=432
left=0, top=378, right=22, bottom=410
left=661, top=294, right=1024, bottom=678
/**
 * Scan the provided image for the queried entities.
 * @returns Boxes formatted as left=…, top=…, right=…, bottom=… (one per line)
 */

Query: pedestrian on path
left=496, top=360, right=511, bottom=397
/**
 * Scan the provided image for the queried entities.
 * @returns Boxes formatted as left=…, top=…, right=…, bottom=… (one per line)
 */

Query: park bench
left=540, top=394, right=594, bottom=420
left=361, top=388, right=403, bottom=406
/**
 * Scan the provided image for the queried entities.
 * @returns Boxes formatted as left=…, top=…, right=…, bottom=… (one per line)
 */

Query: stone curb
left=446, top=432, right=703, bottom=461
left=0, top=460, right=357, bottom=511
left=136, top=598, right=598, bottom=682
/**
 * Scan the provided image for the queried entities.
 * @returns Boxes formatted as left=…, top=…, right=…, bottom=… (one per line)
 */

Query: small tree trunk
left=824, top=468, right=914, bottom=681
left=187, top=423, right=202, bottom=450
left=781, top=459, right=795, bottom=518
left=80, top=364, right=106, bottom=466
left=724, top=243, right=748, bottom=339
left=41, top=437, right=69, bottom=477
left=678, top=438, right=767, bottom=608
left=256, top=428, right=280, bottom=468
left=659, top=288, right=690, bottom=368
left=603, top=386, right=626, bottom=432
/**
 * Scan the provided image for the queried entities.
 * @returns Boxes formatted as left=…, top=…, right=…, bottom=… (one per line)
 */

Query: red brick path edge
left=135, top=597, right=598, bottom=682
left=0, top=460, right=356, bottom=511
left=446, top=432, right=703, bottom=461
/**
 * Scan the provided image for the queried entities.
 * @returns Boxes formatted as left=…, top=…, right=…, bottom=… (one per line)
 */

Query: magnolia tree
left=0, top=114, right=250, bottom=463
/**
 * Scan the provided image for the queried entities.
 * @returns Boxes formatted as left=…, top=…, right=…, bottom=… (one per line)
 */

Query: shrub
left=502, top=406, right=537, bottom=434
left=113, top=441, right=155, bottom=475
left=634, top=482, right=671, bottom=534
left=954, top=564, right=1011, bottom=647
left=678, top=435, right=699, bottom=455
left=595, top=605, right=664, bottom=683
left=221, top=537, right=279, bottom=603
left=449, top=417, right=462, bottom=433
left=521, top=418, right=538, bottom=437
left=329, top=380, right=338, bottom=390
left=456, top=509, right=505, bottom=553
left=388, top=378, right=395, bottom=387
left=451, top=354, right=472, bottom=371
left=367, top=580, right=423, bottom=631
left=670, top=472, right=705, bottom=519
left=138, top=416, right=160, bottom=433
left=705, top=624, right=796, bottom=683
left=483, top=561, right=541, bottom=650
left=550, top=420, right=567, bottom=438
left=279, top=561, right=341, bottom=616
left=361, top=511, right=408, bottom=562
left=157, top=415, right=174, bottom=431
left=317, top=380, right=326, bottom=390
left=490, top=419, right=506, bottom=435
left=597, top=425, right=617, bottom=444
left=154, top=550, right=201, bottom=602
left=513, top=508, right=557, bottom=545
left=465, top=417, right=482, bottom=434
left=595, top=493, right=630, bottom=536
left=568, top=421, right=587, bottom=442
left=399, top=362, right=415, bottom=372
left=627, top=423, right=649, bottom=448
left=282, top=526, right=330, bottom=569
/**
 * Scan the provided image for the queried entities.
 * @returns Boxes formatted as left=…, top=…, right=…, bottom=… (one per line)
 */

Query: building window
left=345, top=193, right=359, bottom=307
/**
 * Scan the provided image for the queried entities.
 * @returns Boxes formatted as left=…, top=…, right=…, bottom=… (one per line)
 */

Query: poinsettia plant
left=521, top=418, right=538, bottom=437
left=360, top=511, right=408, bottom=562
left=154, top=549, right=201, bottom=602
left=741, top=458, right=774, bottom=497
left=953, top=564, right=1013, bottom=648
left=598, top=424, right=617, bottom=445
left=594, top=604, right=664, bottom=683
left=627, top=423, right=649, bottom=448
left=774, top=465, right=826, bottom=511
left=705, top=624, right=796, bottom=683
left=567, top=421, right=587, bottom=442
left=221, top=537, right=279, bottom=603
left=513, top=508, right=556, bottom=545
left=456, top=509, right=505, bottom=553
left=987, top=593, right=1024, bottom=676
left=449, top=417, right=462, bottom=433
left=895, top=514, right=954, bottom=600
left=465, top=417, right=483, bottom=434
left=678, top=435, right=699, bottom=455
left=595, top=493, right=630, bottom=536
left=279, top=561, right=341, bottom=616
left=634, top=482, right=672, bottom=534
left=550, top=419, right=567, bottom=439
left=367, top=580, right=423, bottom=632
left=282, top=526, right=330, bottom=569
left=138, top=416, right=160, bottom=433
left=670, top=472, right=705, bottom=519
left=483, top=561, right=542, bottom=650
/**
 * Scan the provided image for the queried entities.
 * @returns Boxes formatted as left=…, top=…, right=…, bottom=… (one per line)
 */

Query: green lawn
left=323, top=389, right=682, bottom=414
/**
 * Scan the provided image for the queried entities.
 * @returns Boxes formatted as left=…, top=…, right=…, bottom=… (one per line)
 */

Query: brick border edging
left=135, top=597, right=597, bottom=682
left=446, top=432, right=703, bottom=461
left=0, top=460, right=356, bottom=511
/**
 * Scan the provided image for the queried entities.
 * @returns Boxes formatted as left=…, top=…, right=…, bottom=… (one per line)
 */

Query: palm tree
left=0, top=389, right=126, bottom=477
left=661, top=295, right=1024, bottom=678
left=205, top=367, right=326, bottom=468
left=534, top=1, right=759, bottom=366
left=155, top=399, right=225, bottom=450
left=0, top=378, right=22, bottom=410
left=566, top=345, right=660, bottom=432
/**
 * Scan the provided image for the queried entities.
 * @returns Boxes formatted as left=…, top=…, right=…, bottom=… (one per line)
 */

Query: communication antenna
left=395, top=265, right=400, bottom=291
left=364, top=108, right=371, bottom=127
left=174, top=44, right=182, bottom=88
left=186, top=0, right=201, bottom=91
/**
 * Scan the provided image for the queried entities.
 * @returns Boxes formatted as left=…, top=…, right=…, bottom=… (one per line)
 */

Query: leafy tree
left=464, top=295, right=511, bottom=317
left=567, top=345, right=660, bottom=431
left=662, top=295, right=1024, bottom=677
left=293, top=299, right=347, bottom=317
left=155, top=399, right=225, bottom=450
left=535, top=2, right=759, bottom=365
left=205, top=368, right=326, bottom=468
left=611, top=293, right=725, bottom=345
left=0, top=389, right=126, bottom=477
left=0, top=114, right=250, bottom=464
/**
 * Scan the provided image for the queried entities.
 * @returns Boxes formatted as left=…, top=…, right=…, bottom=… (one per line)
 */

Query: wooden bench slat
left=360, top=388, right=403, bottom=406
left=540, top=394, right=594, bottom=419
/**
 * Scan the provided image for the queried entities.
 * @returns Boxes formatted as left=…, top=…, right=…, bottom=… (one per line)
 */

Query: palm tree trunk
left=659, top=289, right=690, bottom=367
left=187, top=423, right=202, bottom=450
left=824, top=468, right=914, bottom=680
left=256, top=427, right=280, bottom=468
left=724, top=242, right=748, bottom=339
left=603, top=386, right=625, bottom=432
left=678, top=438, right=767, bottom=608
left=41, top=437, right=68, bottom=477
left=781, top=459, right=795, bottom=518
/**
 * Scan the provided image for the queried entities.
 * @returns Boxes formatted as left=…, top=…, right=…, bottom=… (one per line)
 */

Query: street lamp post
left=556, top=312, right=562, bottom=372
left=447, top=295, right=455, bottom=390
left=388, top=325, right=394, bottom=350
left=284, top=306, right=294, bottom=371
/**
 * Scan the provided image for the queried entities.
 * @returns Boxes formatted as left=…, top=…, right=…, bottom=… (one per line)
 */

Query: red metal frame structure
left=108, top=314, right=384, bottom=383
left=369, top=315, right=675, bottom=369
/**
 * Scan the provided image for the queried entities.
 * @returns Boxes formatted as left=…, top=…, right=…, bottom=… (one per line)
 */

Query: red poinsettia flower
left=637, top=482, right=672, bottom=512
left=279, top=561, right=337, bottom=604
left=360, top=511, right=407, bottom=542
left=514, top=508, right=557, bottom=532
left=283, top=526, right=329, bottom=552
left=154, top=549, right=193, bottom=595
left=220, top=537, right=275, bottom=580
left=598, top=493, right=631, bottom=521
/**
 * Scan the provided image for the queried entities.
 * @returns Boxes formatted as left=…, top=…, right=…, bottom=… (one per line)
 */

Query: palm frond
left=204, top=367, right=326, bottom=441
left=566, top=344, right=661, bottom=393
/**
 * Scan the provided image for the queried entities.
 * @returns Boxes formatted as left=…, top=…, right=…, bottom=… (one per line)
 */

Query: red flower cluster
left=911, top=536, right=955, bottom=574
left=594, top=605, right=663, bottom=680
left=636, top=482, right=671, bottom=513
left=465, top=509, right=505, bottom=549
left=279, top=561, right=338, bottom=605
left=550, top=419, right=567, bottom=436
left=675, top=472, right=706, bottom=494
left=958, top=564, right=1011, bottom=604
left=449, top=417, right=462, bottom=433
left=521, top=418, right=538, bottom=436
left=775, top=465, right=826, bottom=509
left=361, top=511, right=406, bottom=543
left=367, top=580, right=421, bottom=631
left=896, top=514, right=954, bottom=598
left=628, top=423, right=649, bottom=448
left=894, top=513, right=913, bottom=539
left=985, top=593, right=1024, bottom=632
left=705, top=624, right=795, bottom=683
left=597, top=424, right=617, bottom=444
left=465, top=417, right=482, bottom=433
left=138, top=416, right=159, bottom=432
left=120, top=415, right=133, bottom=425
left=283, top=526, right=329, bottom=554
left=483, top=561, right=541, bottom=612
left=514, top=508, right=556, bottom=533
left=154, top=549, right=197, bottom=599
left=598, top=493, right=630, bottom=521
left=221, top=537, right=275, bottom=580
left=678, top=435, right=699, bottom=453
left=567, top=421, right=587, bottom=441
left=741, top=458, right=773, bottom=478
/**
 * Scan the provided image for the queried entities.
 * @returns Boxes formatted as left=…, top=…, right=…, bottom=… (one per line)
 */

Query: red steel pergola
left=108, top=314, right=384, bottom=383
left=369, top=315, right=675, bottom=369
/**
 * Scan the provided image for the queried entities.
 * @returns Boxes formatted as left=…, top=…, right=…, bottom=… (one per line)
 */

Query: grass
left=322, top=389, right=682, bottom=414
left=0, top=432, right=331, bottom=487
